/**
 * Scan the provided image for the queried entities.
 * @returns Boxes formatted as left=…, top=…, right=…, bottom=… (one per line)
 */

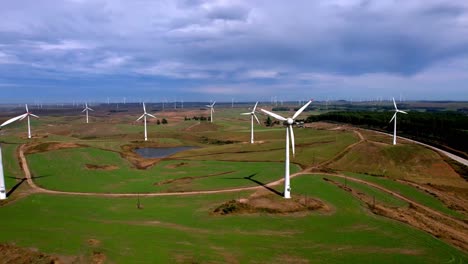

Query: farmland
left=0, top=103, right=467, bottom=263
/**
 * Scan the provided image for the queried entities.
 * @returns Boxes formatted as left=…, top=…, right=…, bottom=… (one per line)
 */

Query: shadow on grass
left=225, top=173, right=283, bottom=197
left=6, top=178, right=26, bottom=197
left=6, top=175, right=50, bottom=197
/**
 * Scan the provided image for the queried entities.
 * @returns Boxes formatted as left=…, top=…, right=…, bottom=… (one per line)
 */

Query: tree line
left=305, top=111, right=468, bottom=158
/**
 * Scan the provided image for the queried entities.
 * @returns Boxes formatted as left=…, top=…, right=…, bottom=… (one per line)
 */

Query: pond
left=134, top=146, right=197, bottom=158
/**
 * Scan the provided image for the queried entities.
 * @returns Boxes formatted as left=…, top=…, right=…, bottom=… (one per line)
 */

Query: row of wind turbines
left=0, top=98, right=407, bottom=200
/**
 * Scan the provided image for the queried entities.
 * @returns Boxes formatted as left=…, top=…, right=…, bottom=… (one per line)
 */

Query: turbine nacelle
left=136, top=102, right=156, bottom=141
left=207, top=101, right=216, bottom=122
left=260, top=99, right=314, bottom=199
left=241, top=102, right=261, bottom=144
left=0, top=104, right=39, bottom=139
left=390, top=97, right=409, bottom=145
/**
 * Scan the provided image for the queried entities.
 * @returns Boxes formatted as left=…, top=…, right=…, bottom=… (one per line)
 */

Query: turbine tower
left=241, top=102, right=260, bottom=144
left=0, top=104, right=39, bottom=139
left=0, top=145, right=6, bottom=200
left=261, top=99, right=313, bottom=199
left=390, top=97, right=408, bottom=145
left=82, top=102, right=94, bottom=124
left=206, top=101, right=216, bottom=123
left=136, top=102, right=156, bottom=141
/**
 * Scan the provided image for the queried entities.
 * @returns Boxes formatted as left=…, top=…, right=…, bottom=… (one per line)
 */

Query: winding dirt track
left=316, top=172, right=468, bottom=229
left=17, top=129, right=466, bottom=229
left=19, top=143, right=260, bottom=197
left=12, top=127, right=468, bottom=256
left=18, top=131, right=364, bottom=198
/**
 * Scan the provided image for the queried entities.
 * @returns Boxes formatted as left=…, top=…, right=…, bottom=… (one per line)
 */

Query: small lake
left=135, top=146, right=197, bottom=158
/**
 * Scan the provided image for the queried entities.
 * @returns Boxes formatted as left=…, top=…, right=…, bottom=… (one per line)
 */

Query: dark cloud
left=0, top=0, right=468, bottom=101
left=421, top=4, right=466, bottom=17
left=206, top=5, right=249, bottom=21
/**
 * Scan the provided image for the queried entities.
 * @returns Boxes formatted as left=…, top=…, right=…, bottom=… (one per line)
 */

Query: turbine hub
left=287, top=118, right=294, bottom=125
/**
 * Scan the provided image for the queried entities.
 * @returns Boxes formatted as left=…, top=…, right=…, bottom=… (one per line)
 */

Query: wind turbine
left=241, top=102, right=260, bottom=144
left=206, top=101, right=215, bottom=123
left=136, top=102, right=156, bottom=141
left=0, top=145, right=6, bottom=200
left=261, top=99, right=313, bottom=199
left=0, top=104, right=39, bottom=139
left=390, top=97, right=408, bottom=145
left=82, top=102, right=94, bottom=124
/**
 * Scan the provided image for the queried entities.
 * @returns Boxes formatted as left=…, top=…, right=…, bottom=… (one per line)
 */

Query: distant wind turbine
left=241, top=102, right=260, bottom=144
left=0, top=104, right=39, bottom=139
left=136, top=102, right=156, bottom=141
left=206, top=101, right=216, bottom=123
left=82, top=102, right=94, bottom=124
left=261, top=99, right=313, bottom=199
left=390, top=97, right=408, bottom=145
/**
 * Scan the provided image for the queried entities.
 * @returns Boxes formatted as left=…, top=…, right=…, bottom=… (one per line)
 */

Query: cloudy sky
left=1, top=0, right=468, bottom=103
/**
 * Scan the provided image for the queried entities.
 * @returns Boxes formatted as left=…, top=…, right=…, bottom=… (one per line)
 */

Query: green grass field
left=0, top=176, right=466, bottom=263
left=342, top=172, right=464, bottom=219
left=27, top=146, right=300, bottom=193
left=0, top=108, right=467, bottom=263
left=1, top=143, right=22, bottom=190
left=326, top=175, right=408, bottom=208
left=329, top=140, right=465, bottom=186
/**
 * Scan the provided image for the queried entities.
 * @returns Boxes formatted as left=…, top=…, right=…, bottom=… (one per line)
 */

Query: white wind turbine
left=136, top=102, right=156, bottom=141
left=206, top=101, right=216, bottom=123
left=241, top=102, right=260, bottom=144
left=0, top=145, right=5, bottom=200
left=389, top=97, right=408, bottom=145
left=0, top=104, right=39, bottom=139
left=261, top=99, right=313, bottom=199
left=82, top=102, right=94, bottom=124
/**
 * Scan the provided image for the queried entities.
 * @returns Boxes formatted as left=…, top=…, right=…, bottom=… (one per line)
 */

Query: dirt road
left=373, top=130, right=468, bottom=166
left=15, top=127, right=468, bottom=252
left=15, top=130, right=462, bottom=222
left=19, top=142, right=467, bottom=229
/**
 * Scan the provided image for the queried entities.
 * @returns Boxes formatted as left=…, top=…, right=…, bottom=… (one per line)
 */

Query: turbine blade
left=252, top=101, right=258, bottom=112
left=260, top=109, right=287, bottom=121
left=253, top=114, right=260, bottom=124
left=240, top=113, right=251, bottom=115
left=0, top=114, right=27, bottom=127
left=205, top=105, right=211, bottom=108
left=292, top=99, right=313, bottom=119
left=88, top=107, right=94, bottom=111
left=389, top=113, right=396, bottom=123
left=147, top=113, right=157, bottom=119
left=392, top=97, right=397, bottom=110
left=82, top=108, right=87, bottom=112
left=143, top=102, right=146, bottom=113
left=136, top=114, right=145, bottom=121
left=211, top=108, right=215, bottom=113
left=398, top=110, right=408, bottom=114
left=212, top=101, right=216, bottom=106
left=25, top=104, right=29, bottom=112
left=289, top=126, right=295, bottom=156
left=30, top=114, right=39, bottom=118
